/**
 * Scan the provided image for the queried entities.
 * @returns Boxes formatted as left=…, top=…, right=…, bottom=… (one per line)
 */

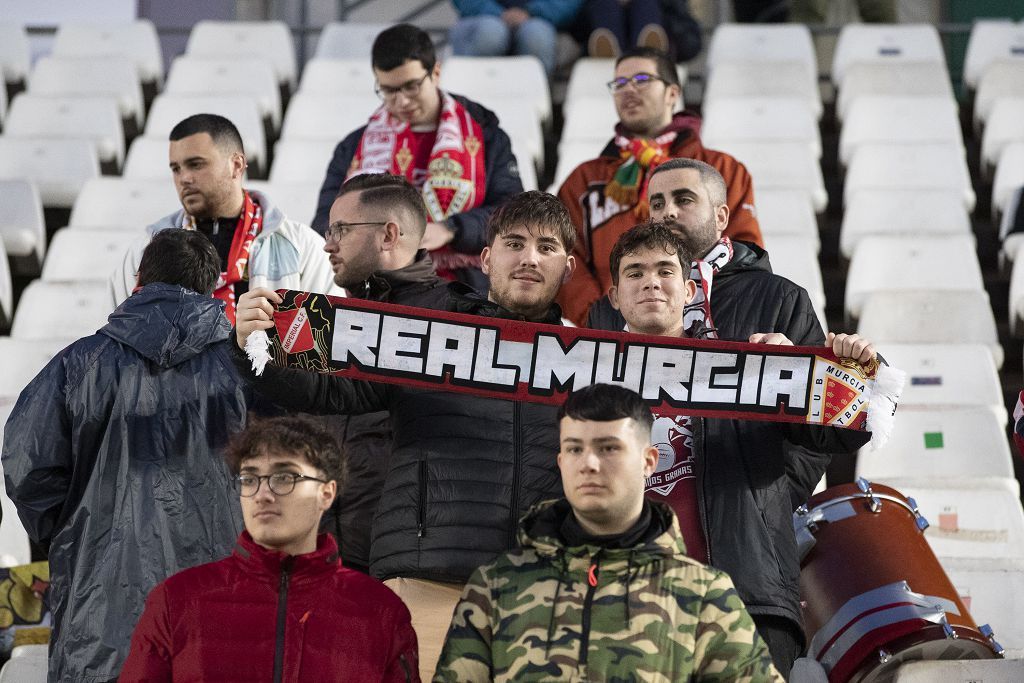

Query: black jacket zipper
left=579, top=552, right=602, bottom=667
left=508, top=401, right=523, bottom=548
left=273, top=556, right=294, bottom=683
left=417, top=458, right=427, bottom=537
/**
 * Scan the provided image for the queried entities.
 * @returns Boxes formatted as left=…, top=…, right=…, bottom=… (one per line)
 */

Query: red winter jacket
left=119, top=532, right=419, bottom=682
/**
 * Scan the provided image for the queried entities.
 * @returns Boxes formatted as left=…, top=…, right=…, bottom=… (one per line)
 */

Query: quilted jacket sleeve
left=119, top=582, right=174, bottom=682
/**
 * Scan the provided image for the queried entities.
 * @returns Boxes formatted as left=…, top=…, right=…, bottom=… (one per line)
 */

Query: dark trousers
left=583, top=0, right=664, bottom=48
left=751, top=613, right=805, bottom=680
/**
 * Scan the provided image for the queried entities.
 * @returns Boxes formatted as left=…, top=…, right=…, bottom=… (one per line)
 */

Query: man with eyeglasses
left=554, top=46, right=763, bottom=326
left=110, top=113, right=340, bottom=317
left=120, top=416, right=420, bottom=681
left=312, top=23, right=523, bottom=290
left=3, top=229, right=253, bottom=682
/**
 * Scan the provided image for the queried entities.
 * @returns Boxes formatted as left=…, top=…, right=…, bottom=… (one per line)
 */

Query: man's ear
left=230, top=152, right=247, bottom=180
left=432, top=60, right=442, bottom=83
left=320, top=480, right=337, bottom=511
left=715, top=203, right=730, bottom=238
left=609, top=284, right=621, bottom=311
left=642, top=444, right=659, bottom=477
left=480, top=246, right=492, bottom=275
left=683, top=278, right=697, bottom=305
left=561, top=255, right=576, bottom=284
left=381, top=220, right=402, bottom=251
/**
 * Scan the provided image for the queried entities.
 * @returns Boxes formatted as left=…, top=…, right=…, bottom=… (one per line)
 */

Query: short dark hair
left=168, top=113, right=244, bottom=155
left=224, top=416, right=347, bottom=492
left=558, top=384, right=653, bottom=435
left=609, top=220, right=694, bottom=285
left=137, top=228, right=220, bottom=295
left=337, top=173, right=428, bottom=239
left=648, top=158, right=727, bottom=206
left=486, top=191, right=577, bottom=252
left=372, top=24, right=436, bottom=72
left=616, top=46, right=679, bottom=88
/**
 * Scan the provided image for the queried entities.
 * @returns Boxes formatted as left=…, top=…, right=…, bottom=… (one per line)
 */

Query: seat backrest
left=835, top=61, right=954, bottom=122
left=716, top=140, right=828, bottom=212
left=270, top=139, right=336, bottom=184
left=993, top=142, right=1024, bottom=217
left=875, top=343, right=1003, bottom=413
left=844, top=143, right=974, bottom=211
left=0, top=138, right=100, bottom=208
left=123, top=137, right=172, bottom=180
left=702, top=95, right=821, bottom=156
left=840, top=189, right=971, bottom=258
left=186, top=20, right=296, bottom=87
left=315, top=22, right=392, bottom=60
left=975, top=59, right=1024, bottom=128
left=245, top=181, right=317, bottom=227
left=298, top=58, right=376, bottom=99
left=963, top=19, right=1024, bottom=91
left=11, top=280, right=112, bottom=340
left=280, top=92, right=379, bottom=141
left=145, top=94, right=266, bottom=167
left=832, top=23, right=946, bottom=86
left=839, top=96, right=962, bottom=166
left=561, top=95, right=618, bottom=143
left=42, top=227, right=144, bottom=283
left=165, top=56, right=281, bottom=126
left=0, top=179, right=46, bottom=261
left=0, top=22, right=30, bottom=83
left=442, top=56, right=550, bottom=122
left=69, top=177, right=180, bottom=229
left=706, top=23, right=816, bottom=71
left=28, top=56, right=144, bottom=125
left=982, top=96, right=1024, bottom=171
left=52, top=20, right=163, bottom=84
left=857, top=289, right=999, bottom=351
left=4, top=94, right=125, bottom=165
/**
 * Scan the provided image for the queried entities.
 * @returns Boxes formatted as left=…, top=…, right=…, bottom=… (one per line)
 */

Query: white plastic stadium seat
left=484, top=97, right=543, bottom=167
left=145, top=94, right=266, bottom=172
left=839, top=96, right=963, bottom=167
left=706, top=23, right=816, bottom=72
left=762, top=235, right=825, bottom=322
left=941, top=557, right=1024, bottom=653
left=840, top=189, right=971, bottom=259
left=565, top=58, right=687, bottom=102
left=280, top=92, right=381, bottom=142
left=855, top=407, right=1013, bottom=485
left=982, top=97, right=1024, bottom=177
left=0, top=180, right=46, bottom=268
left=298, top=58, right=376, bottom=99
left=4, top=94, right=125, bottom=167
left=123, top=137, right=172, bottom=180
left=11, top=281, right=112, bottom=341
left=0, top=22, right=31, bottom=85
left=753, top=189, right=819, bottom=251
left=552, top=140, right=599, bottom=189
left=0, top=138, right=100, bottom=208
left=315, top=22, right=392, bottom=60
left=716, top=141, right=828, bottom=213
left=0, top=239, right=11, bottom=325
left=166, top=56, right=281, bottom=130
left=42, top=228, right=144, bottom=283
left=993, top=142, right=1024, bottom=221
left=0, top=338, right=69, bottom=403
left=835, top=61, right=955, bottom=123
left=894, top=481, right=1024, bottom=561
left=845, top=235, right=983, bottom=320
left=29, top=56, right=145, bottom=129
left=246, top=181, right=318, bottom=227
left=514, top=148, right=538, bottom=192
left=1004, top=254, right=1024, bottom=338
left=975, top=60, right=1024, bottom=132
left=69, top=178, right=180, bottom=230
left=857, top=290, right=1002, bottom=368
left=186, top=20, right=297, bottom=89
left=963, top=19, right=1024, bottom=92
left=52, top=20, right=163, bottom=86
left=270, top=139, right=336, bottom=184
left=878, top=344, right=1004, bottom=418
left=704, top=61, right=821, bottom=120
left=831, top=24, right=946, bottom=87
left=442, top=56, right=551, bottom=124
left=0, top=643, right=48, bottom=683
left=561, top=95, right=618, bottom=144
left=702, top=96, right=821, bottom=159
left=845, top=143, right=975, bottom=212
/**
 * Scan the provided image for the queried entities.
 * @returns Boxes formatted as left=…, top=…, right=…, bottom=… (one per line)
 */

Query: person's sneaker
left=588, top=28, right=621, bottom=59
left=637, top=23, right=669, bottom=53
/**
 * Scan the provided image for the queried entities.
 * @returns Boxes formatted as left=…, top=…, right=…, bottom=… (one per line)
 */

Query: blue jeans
left=450, top=15, right=557, bottom=74
left=583, top=0, right=664, bottom=48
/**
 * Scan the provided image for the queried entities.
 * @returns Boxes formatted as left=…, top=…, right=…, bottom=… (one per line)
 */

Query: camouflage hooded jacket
left=434, top=499, right=782, bottom=682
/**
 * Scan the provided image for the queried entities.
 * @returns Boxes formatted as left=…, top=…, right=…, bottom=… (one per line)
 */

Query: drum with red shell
left=795, top=479, right=1003, bottom=682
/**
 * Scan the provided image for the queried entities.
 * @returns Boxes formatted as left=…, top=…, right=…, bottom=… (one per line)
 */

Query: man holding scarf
left=110, top=114, right=340, bottom=318
left=556, top=46, right=763, bottom=326
left=312, top=23, right=523, bottom=290
left=597, top=160, right=877, bottom=677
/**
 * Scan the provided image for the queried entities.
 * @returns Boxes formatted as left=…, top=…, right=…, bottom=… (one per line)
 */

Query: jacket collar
left=601, top=110, right=703, bottom=158
left=446, top=287, right=564, bottom=324
left=355, top=249, right=444, bottom=301
left=232, top=531, right=341, bottom=579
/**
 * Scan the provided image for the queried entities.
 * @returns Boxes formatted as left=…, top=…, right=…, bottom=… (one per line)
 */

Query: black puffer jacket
left=235, top=288, right=563, bottom=584
left=589, top=242, right=870, bottom=638
left=315, top=250, right=453, bottom=573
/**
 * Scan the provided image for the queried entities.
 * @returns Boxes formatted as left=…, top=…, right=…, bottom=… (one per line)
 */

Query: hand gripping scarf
left=348, top=92, right=487, bottom=277
left=246, top=292, right=905, bottom=448
left=185, top=190, right=262, bottom=324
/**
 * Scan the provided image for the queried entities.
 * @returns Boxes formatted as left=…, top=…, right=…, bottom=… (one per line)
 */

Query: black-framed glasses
left=607, top=73, right=666, bottom=94
left=236, top=472, right=328, bottom=497
left=375, top=72, right=432, bottom=101
left=325, top=221, right=388, bottom=243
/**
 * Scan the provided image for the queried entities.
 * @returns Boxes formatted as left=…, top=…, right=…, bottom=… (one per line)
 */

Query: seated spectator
left=434, top=383, right=782, bottom=682
left=314, top=23, right=524, bottom=290
left=450, top=0, right=583, bottom=74
left=556, top=46, right=762, bottom=325
left=2, top=229, right=252, bottom=682
left=584, top=0, right=670, bottom=58
left=120, top=416, right=419, bottom=681
left=110, top=114, right=339, bottom=319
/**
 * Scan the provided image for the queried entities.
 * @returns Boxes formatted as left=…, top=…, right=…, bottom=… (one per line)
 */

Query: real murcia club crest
left=423, top=153, right=473, bottom=219
left=464, top=134, right=481, bottom=157
left=395, top=145, right=413, bottom=175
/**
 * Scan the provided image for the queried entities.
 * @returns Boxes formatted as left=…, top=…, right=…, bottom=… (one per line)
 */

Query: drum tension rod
left=856, top=478, right=881, bottom=513
left=939, top=614, right=958, bottom=639
left=906, top=497, right=930, bottom=531
left=979, top=624, right=1005, bottom=656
